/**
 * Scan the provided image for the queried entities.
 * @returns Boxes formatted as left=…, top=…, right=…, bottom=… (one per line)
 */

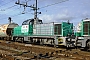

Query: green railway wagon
left=75, top=18, right=90, bottom=49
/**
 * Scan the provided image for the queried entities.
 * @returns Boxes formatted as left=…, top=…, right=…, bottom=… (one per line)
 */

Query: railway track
left=0, top=40, right=90, bottom=60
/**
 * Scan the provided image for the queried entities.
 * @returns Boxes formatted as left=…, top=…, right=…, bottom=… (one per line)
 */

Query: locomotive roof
left=83, top=18, right=90, bottom=22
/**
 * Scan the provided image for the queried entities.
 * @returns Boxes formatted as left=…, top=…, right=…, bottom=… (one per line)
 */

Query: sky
left=0, top=0, right=90, bottom=26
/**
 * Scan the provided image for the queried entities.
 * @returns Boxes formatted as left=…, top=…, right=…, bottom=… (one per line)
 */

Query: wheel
left=66, top=44, right=69, bottom=48
left=21, top=37, right=24, bottom=43
left=13, top=37, right=16, bottom=42
left=40, top=39, right=44, bottom=45
left=86, top=41, right=90, bottom=50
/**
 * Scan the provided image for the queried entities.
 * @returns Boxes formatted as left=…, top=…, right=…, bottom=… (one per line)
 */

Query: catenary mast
left=34, top=0, right=38, bottom=24
left=15, top=0, right=39, bottom=24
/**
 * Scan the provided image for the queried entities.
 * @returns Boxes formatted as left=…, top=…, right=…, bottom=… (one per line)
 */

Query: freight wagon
left=0, top=18, right=18, bottom=40
left=12, top=19, right=75, bottom=47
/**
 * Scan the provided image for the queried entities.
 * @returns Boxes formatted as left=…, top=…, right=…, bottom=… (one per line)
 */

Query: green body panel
left=13, top=25, right=33, bottom=36
left=13, top=26, right=22, bottom=36
left=75, top=20, right=90, bottom=37
left=75, top=32, right=81, bottom=36
left=13, top=22, right=73, bottom=37
left=29, top=25, right=33, bottom=35
left=33, top=22, right=73, bottom=36
left=62, top=22, right=73, bottom=36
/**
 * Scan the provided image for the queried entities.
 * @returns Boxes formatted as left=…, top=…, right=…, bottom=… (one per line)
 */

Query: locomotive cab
left=22, top=19, right=43, bottom=25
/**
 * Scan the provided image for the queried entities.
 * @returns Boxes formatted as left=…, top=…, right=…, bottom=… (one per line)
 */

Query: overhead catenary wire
left=0, top=0, right=15, bottom=7
left=0, top=9, right=34, bottom=22
left=1, top=0, right=68, bottom=19
left=2, top=1, right=30, bottom=13
left=39, top=0, right=69, bottom=9
left=0, top=0, right=32, bottom=11
left=26, top=0, right=32, bottom=2
left=11, top=13, right=22, bottom=17
left=37, top=0, right=46, bottom=3
left=0, top=12, right=22, bottom=20
left=0, top=8, right=32, bottom=20
left=0, top=0, right=69, bottom=22
left=0, top=0, right=32, bottom=20
left=0, top=5, right=18, bottom=11
left=0, top=5, right=22, bottom=18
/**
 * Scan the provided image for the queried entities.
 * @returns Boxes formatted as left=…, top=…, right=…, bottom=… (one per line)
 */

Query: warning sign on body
left=21, top=25, right=29, bottom=33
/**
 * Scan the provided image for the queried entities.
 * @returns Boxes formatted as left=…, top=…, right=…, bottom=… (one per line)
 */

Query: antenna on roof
left=67, top=20, right=70, bottom=24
